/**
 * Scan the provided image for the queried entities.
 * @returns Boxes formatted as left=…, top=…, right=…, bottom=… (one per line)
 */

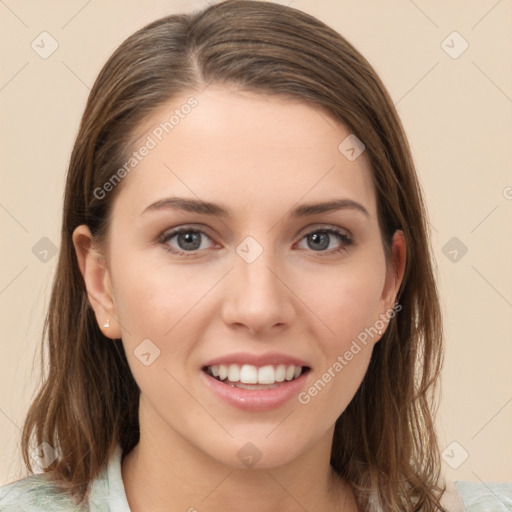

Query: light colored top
left=1, top=444, right=511, bottom=511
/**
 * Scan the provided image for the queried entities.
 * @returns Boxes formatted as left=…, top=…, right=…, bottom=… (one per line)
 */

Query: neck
left=120, top=402, right=358, bottom=512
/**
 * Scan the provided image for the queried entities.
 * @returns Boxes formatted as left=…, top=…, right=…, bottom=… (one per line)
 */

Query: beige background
left=1, top=0, right=511, bottom=485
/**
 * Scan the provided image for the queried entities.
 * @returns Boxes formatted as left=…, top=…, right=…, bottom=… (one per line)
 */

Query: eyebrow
left=140, top=197, right=370, bottom=218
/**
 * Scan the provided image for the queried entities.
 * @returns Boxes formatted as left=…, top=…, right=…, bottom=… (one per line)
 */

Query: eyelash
left=158, top=225, right=353, bottom=257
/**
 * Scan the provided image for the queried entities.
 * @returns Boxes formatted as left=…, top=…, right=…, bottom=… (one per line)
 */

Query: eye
left=296, top=226, right=353, bottom=255
left=158, top=225, right=353, bottom=256
left=159, top=226, right=216, bottom=255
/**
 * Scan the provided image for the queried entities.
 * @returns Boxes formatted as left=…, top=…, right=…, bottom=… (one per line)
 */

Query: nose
left=220, top=247, right=296, bottom=336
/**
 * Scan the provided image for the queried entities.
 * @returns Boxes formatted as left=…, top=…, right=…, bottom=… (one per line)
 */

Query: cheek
left=305, top=257, right=386, bottom=346
left=109, top=250, right=218, bottom=379
left=111, top=268, right=198, bottom=401
left=298, top=269, right=384, bottom=424
left=111, top=248, right=204, bottom=337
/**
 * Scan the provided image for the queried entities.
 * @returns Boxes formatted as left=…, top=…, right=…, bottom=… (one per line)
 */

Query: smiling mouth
left=202, top=364, right=311, bottom=389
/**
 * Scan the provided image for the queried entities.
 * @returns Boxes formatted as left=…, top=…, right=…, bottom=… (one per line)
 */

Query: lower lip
left=199, top=369, right=310, bottom=412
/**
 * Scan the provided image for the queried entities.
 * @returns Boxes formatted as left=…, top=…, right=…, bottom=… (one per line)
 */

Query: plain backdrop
left=1, top=0, right=511, bottom=485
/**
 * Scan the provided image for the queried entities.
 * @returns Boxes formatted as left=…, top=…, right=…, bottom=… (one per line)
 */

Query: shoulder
left=455, top=480, right=512, bottom=511
left=0, top=472, right=84, bottom=511
left=0, top=444, right=129, bottom=512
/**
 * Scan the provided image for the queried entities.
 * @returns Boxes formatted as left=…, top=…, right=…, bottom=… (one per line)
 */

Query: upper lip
left=202, top=351, right=311, bottom=369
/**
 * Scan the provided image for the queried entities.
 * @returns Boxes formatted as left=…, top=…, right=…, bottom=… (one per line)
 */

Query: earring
left=103, top=319, right=110, bottom=329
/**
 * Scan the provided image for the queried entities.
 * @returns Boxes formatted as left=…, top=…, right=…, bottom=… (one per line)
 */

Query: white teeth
left=285, top=365, right=295, bottom=381
left=206, top=363, right=305, bottom=385
left=275, top=364, right=286, bottom=382
left=227, top=364, right=240, bottom=382
left=218, top=364, right=228, bottom=380
left=257, top=365, right=275, bottom=385
left=240, top=364, right=258, bottom=384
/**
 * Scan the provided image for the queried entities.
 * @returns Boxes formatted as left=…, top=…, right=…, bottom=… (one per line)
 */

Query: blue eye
left=159, top=225, right=352, bottom=256
left=159, top=227, right=215, bottom=254
left=297, top=228, right=352, bottom=254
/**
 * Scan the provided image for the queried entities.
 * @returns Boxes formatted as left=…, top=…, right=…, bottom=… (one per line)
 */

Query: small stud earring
left=103, top=319, right=110, bottom=329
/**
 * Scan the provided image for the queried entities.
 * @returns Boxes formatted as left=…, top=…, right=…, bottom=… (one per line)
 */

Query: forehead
left=112, top=86, right=377, bottom=223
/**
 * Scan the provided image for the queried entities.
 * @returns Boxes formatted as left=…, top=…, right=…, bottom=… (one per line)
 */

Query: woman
left=0, top=1, right=506, bottom=510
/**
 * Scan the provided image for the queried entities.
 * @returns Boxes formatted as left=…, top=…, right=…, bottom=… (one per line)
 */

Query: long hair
left=20, top=1, right=445, bottom=509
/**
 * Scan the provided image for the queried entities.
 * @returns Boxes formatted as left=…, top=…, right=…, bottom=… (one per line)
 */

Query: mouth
left=202, top=363, right=311, bottom=390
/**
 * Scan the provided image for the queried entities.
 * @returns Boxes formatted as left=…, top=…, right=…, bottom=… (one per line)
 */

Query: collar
left=88, top=444, right=131, bottom=512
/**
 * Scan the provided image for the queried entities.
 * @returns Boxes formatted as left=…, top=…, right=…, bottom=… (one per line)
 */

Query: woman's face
left=75, top=86, right=405, bottom=470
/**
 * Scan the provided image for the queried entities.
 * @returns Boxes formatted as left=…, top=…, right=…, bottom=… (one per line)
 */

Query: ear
left=379, top=229, right=406, bottom=320
left=72, top=224, right=122, bottom=339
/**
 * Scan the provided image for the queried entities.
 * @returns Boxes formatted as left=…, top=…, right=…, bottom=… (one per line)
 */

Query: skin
left=73, top=86, right=406, bottom=512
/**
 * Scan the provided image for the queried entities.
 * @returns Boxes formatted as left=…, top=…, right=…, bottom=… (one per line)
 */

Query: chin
left=196, top=433, right=309, bottom=471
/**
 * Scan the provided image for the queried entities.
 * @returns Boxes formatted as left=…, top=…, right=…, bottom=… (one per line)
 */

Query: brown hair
left=21, top=1, right=445, bottom=510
